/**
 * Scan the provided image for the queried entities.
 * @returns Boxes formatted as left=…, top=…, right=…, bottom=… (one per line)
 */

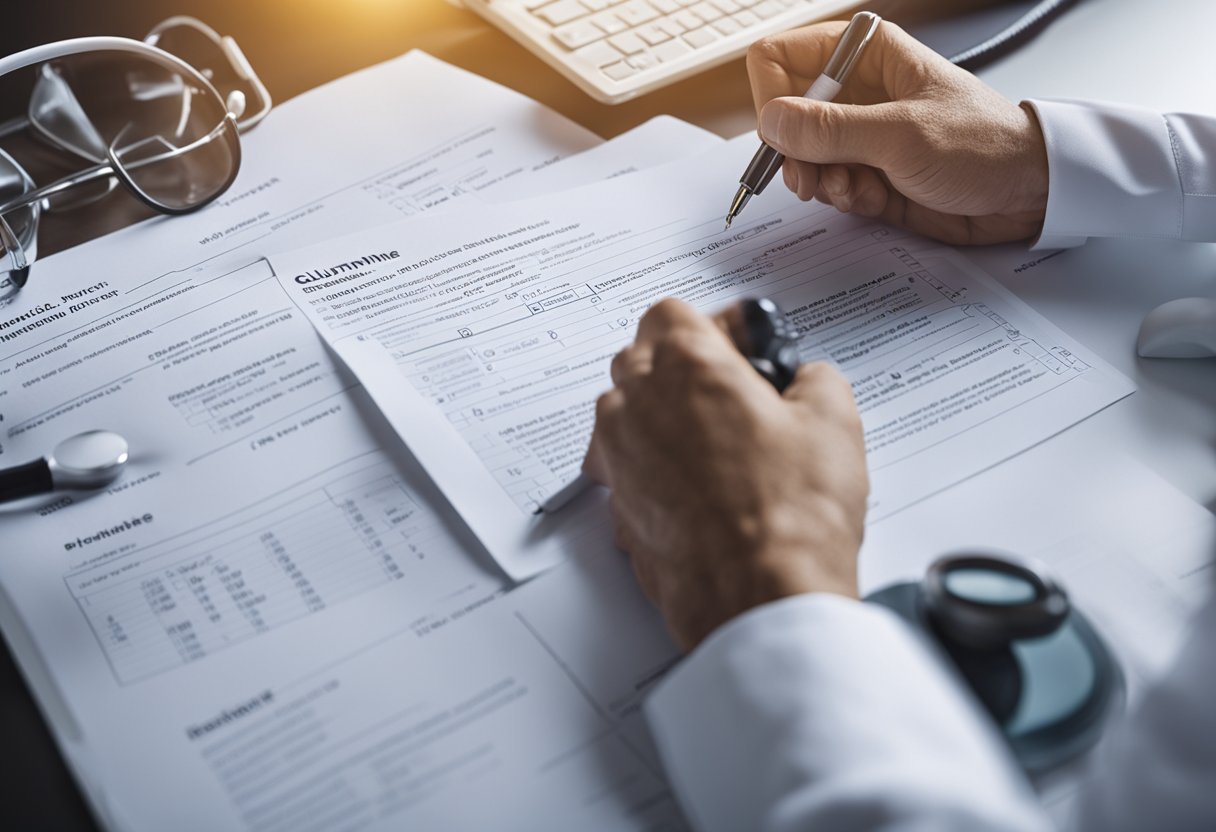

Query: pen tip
left=724, top=215, right=733, bottom=230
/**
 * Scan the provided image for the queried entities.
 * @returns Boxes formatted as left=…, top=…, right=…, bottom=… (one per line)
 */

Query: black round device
left=724, top=297, right=802, bottom=393
left=867, top=552, right=1124, bottom=773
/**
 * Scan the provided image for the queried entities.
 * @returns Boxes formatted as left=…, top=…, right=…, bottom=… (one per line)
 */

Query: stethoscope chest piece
left=867, top=552, right=1124, bottom=774
left=0, top=430, right=129, bottom=503
left=48, top=430, right=129, bottom=486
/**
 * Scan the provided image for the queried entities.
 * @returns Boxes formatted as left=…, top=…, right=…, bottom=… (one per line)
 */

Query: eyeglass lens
left=34, top=52, right=240, bottom=214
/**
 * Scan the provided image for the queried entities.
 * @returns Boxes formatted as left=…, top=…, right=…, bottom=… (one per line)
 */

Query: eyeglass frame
left=0, top=17, right=268, bottom=215
left=145, top=15, right=272, bottom=133
left=0, top=36, right=244, bottom=290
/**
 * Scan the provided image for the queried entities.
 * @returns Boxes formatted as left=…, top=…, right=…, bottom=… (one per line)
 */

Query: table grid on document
left=65, top=463, right=443, bottom=684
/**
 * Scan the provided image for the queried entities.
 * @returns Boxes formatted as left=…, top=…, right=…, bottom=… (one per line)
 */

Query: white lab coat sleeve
left=643, top=594, right=1051, bottom=832
left=1024, top=99, right=1216, bottom=249
left=1070, top=589, right=1216, bottom=831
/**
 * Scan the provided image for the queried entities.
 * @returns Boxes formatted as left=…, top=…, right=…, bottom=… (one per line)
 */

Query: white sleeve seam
left=1163, top=113, right=1184, bottom=237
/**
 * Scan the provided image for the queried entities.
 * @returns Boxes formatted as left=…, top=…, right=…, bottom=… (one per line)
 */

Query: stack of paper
left=0, top=52, right=1209, bottom=832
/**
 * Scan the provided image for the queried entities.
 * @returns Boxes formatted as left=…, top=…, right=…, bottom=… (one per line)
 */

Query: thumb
left=759, top=97, right=904, bottom=170
left=782, top=361, right=859, bottom=424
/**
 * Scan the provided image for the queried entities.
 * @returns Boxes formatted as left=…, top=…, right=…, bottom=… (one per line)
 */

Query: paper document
left=0, top=54, right=721, bottom=832
left=485, top=114, right=721, bottom=203
left=270, top=136, right=1136, bottom=579
left=86, top=432, right=1210, bottom=830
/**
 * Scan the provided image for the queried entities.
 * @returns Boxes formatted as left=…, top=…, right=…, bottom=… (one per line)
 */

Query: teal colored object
left=867, top=552, right=1124, bottom=774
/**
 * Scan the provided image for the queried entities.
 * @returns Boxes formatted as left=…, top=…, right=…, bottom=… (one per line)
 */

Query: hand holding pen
left=725, top=11, right=882, bottom=229
left=742, top=14, right=1051, bottom=245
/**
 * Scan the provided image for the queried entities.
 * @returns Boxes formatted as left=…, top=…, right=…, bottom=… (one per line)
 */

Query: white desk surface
left=961, top=0, right=1216, bottom=513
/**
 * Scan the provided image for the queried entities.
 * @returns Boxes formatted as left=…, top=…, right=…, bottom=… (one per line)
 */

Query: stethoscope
left=0, top=430, right=129, bottom=503
left=740, top=297, right=1125, bottom=774
left=867, top=552, right=1124, bottom=774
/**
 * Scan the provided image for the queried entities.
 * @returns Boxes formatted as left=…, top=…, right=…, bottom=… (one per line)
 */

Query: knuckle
left=796, top=361, right=849, bottom=398
left=654, top=330, right=716, bottom=373
left=595, top=389, right=624, bottom=422
left=647, top=297, right=687, bottom=324
left=802, top=360, right=840, bottom=384
left=609, top=346, right=632, bottom=378
left=746, top=36, right=783, bottom=71
left=880, top=21, right=916, bottom=52
left=804, top=363, right=864, bottom=428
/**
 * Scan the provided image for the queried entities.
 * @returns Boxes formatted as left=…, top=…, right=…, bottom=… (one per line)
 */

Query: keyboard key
left=608, top=30, right=647, bottom=54
left=590, top=10, right=627, bottom=33
left=712, top=16, right=742, bottom=34
left=635, top=22, right=672, bottom=45
left=708, top=0, right=741, bottom=13
left=673, top=9, right=702, bottom=28
left=602, top=61, right=638, bottom=80
left=578, top=0, right=610, bottom=9
left=751, top=0, right=784, bottom=19
left=574, top=39, right=625, bottom=67
left=653, top=37, right=694, bottom=62
left=652, top=0, right=680, bottom=12
left=683, top=26, right=720, bottom=48
left=734, top=0, right=760, bottom=6
left=732, top=9, right=761, bottom=26
left=676, top=0, right=700, bottom=6
left=615, top=0, right=660, bottom=26
left=554, top=20, right=606, bottom=49
left=535, top=0, right=589, bottom=25
left=627, top=52, right=657, bottom=70
left=656, top=14, right=688, bottom=36
left=689, top=2, right=723, bottom=22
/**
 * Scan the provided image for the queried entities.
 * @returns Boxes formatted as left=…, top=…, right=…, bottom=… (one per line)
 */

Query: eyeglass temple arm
left=0, top=115, right=29, bottom=140
left=144, top=17, right=272, bottom=132
left=0, top=163, right=115, bottom=216
left=0, top=37, right=227, bottom=112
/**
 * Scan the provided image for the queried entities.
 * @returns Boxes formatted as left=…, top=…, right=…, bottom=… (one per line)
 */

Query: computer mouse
left=1136, top=297, right=1216, bottom=359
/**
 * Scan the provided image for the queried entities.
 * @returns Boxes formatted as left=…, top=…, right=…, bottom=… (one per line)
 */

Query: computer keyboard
left=463, top=0, right=862, bottom=104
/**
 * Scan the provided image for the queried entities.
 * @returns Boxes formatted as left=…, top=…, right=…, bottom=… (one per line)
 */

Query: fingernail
left=783, top=163, right=799, bottom=194
left=760, top=104, right=783, bottom=147
left=823, top=166, right=848, bottom=196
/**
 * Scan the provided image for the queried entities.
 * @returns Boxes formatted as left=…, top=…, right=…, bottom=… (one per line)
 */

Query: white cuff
left=1025, top=99, right=1197, bottom=250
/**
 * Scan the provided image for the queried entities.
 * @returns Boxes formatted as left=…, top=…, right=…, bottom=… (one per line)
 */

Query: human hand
left=583, top=299, right=869, bottom=651
left=748, top=20, right=1049, bottom=246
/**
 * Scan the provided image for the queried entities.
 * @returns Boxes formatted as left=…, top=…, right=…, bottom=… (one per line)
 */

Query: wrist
left=671, top=552, right=859, bottom=651
left=1015, top=102, right=1050, bottom=221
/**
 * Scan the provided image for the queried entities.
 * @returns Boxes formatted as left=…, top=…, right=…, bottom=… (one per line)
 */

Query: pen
left=534, top=298, right=802, bottom=515
left=724, top=10, right=882, bottom=230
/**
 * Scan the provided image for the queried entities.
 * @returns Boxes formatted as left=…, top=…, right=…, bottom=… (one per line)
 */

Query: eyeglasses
left=144, top=16, right=272, bottom=133
left=0, top=19, right=271, bottom=299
